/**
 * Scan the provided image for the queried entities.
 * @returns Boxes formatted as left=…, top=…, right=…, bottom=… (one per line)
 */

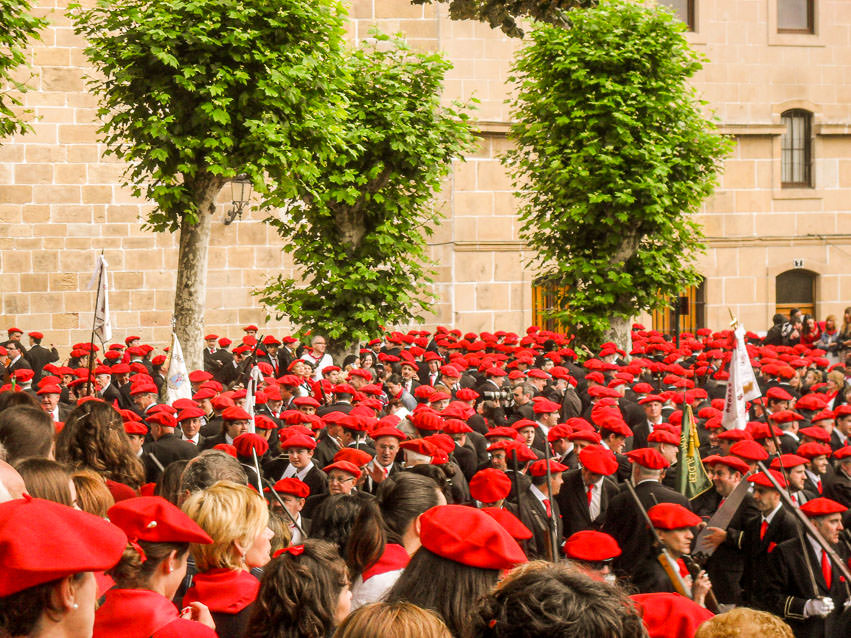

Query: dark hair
left=378, top=473, right=441, bottom=545
left=405, top=464, right=462, bottom=504
left=109, top=541, right=188, bottom=590
left=310, top=495, right=364, bottom=559
left=179, top=449, right=247, bottom=496
left=385, top=547, right=499, bottom=638
left=54, top=401, right=145, bottom=488
left=0, top=573, right=86, bottom=637
left=472, top=563, right=645, bottom=638
left=344, top=499, right=385, bottom=579
left=245, top=539, right=348, bottom=638
left=13, top=458, right=73, bottom=506
left=0, top=406, right=54, bottom=461
left=0, top=391, right=41, bottom=413
left=157, top=459, right=190, bottom=505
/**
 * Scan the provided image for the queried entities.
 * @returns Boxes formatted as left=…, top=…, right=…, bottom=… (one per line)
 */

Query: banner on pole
left=721, top=325, right=762, bottom=430
left=165, top=332, right=192, bottom=405
left=678, top=405, right=713, bottom=500
left=88, top=254, right=112, bottom=343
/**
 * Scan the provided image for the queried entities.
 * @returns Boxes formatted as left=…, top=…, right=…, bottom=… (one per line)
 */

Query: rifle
left=541, top=436, right=560, bottom=562
left=623, top=479, right=693, bottom=600
left=228, top=335, right=265, bottom=391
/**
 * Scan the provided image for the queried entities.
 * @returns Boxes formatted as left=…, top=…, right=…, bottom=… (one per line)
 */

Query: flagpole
left=85, top=250, right=105, bottom=397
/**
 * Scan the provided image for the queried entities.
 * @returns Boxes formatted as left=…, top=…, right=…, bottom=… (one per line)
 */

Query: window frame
left=780, top=109, right=813, bottom=189
left=777, top=0, right=815, bottom=34
left=658, top=0, right=696, bottom=32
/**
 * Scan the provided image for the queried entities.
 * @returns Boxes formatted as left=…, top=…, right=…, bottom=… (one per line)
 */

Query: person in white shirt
left=301, top=335, right=333, bottom=381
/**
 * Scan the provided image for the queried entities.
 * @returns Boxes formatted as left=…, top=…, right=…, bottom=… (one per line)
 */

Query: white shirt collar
left=763, top=501, right=783, bottom=524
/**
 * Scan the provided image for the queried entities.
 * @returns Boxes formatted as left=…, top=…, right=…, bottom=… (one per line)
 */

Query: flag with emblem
left=721, top=325, right=761, bottom=430
left=678, top=405, right=713, bottom=500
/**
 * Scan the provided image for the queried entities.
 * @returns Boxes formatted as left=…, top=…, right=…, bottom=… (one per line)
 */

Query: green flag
left=678, top=405, right=712, bottom=500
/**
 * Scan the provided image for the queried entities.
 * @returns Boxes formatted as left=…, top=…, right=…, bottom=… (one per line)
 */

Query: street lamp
left=223, top=174, right=252, bottom=225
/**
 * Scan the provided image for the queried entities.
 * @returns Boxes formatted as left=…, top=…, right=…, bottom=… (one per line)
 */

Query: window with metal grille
left=781, top=110, right=812, bottom=188
left=658, top=0, right=695, bottom=31
left=778, top=0, right=814, bottom=34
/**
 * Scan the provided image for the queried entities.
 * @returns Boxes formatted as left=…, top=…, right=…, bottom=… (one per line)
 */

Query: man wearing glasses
left=301, top=335, right=333, bottom=381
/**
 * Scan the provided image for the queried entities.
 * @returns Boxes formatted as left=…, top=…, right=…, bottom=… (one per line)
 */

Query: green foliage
left=69, top=0, right=348, bottom=229
left=256, top=34, right=476, bottom=349
left=505, top=0, right=732, bottom=344
left=411, top=0, right=594, bottom=38
left=0, top=0, right=46, bottom=139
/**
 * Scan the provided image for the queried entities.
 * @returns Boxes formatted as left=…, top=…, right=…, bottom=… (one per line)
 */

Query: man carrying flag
left=722, top=323, right=762, bottom=430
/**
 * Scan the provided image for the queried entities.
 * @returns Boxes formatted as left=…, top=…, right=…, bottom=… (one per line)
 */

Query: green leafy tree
left=256, top=34, right=475, bottom=360
left=70, top=0, right=347, bottom=369
left=0, top=0, right=46, bottom=138
left=411, top=0, right=594, bottom=37
left=505, top=0, right=732, bottom=348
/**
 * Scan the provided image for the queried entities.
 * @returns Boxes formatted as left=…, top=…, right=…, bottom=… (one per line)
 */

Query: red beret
left=401, top=438, right=440, bottom=458
left=123, top=421, right=148, bottom=436
left=253, top=415, right=277, bottom=431
left=455, top=388, right=479, bottom=401
left=563, top=530, right=621, bottom=562
left=176, top=406, right=206, bottom=422
left=419, top=504, right=526, bottom=570
left=766, top=386, right=794, bottom=401
left=703, top=455, right=749, bottom=475
left=233, top=433, right=269, bottom=458
left=834, top=446, right=851, bottom=460
left=648, top=503, right=701, bottom=530
left=323, top=460, right=362, bottom=479
left=485, top=367, right=506, bottom=377
left=626, top=448, right=670, bottom=470
left=243, top=324, right=258, bottom=332
left=333, top=448, right=373, bottom=467
left=130, top=382, right=158, bottom=396
left=146, top=412, right=177, bottom=429
left=188, top=370, right=213, bottom=383
left=469, top=468, right=512, bottom=503
left=795, top=394, right=827, bottom=411
left=833, top=405, right=851, bottom=417
left=716, top=429, right=751, bottom=442
left=769, top=410, right=804, bottom=424
left=36, top=384, right=62, bottom=395
left=511, top=418, right=538, bottom=432
left=770, top=454, right=809, bottom=470
left=110, top=363, right=131, bottom=375
left=800, top=425, right=831, bottom=442
left=411, top=411, right=443, bottom=432
left=108, top=496, right=213, bottom=544
left=648, top=430, right=679, bottom=446
left=528, top=459, right=568, bottom=477
left=600, top=419, right=633, bottom=437
left=213, top=443, right=237, bottom=457
left=204, top=334, right=218, bottom=341
left=748, top=469, right=788, bottom=489
left=293, top=396, right=321, bottom=408
left=333, top=383, right=356, bottom=395
left=485, top=426, right=519, bottom=440
left=796, top=441, right=832, bottom=459
left=211, top=396, right=235, bottom=411
left=579, top=445, right=618, bottom=475
left=27, top=331, right=44, bottom=340
left=800, top=497, right=847, bottom=518
left=271, top=478, right=310, bottom=499
left=533, top=398, right=561, bottom=414
left=568, top=430, right=602, bottom=445
left=480, top=507, right=532, bottom=541
left=442, top=418, right=473, bottom=435
left=0, top=497, right=127, bottom=596
left=222, top=406, right=251, bottom=421
left=371, top=426, right=407, bottom=442
left=730, top=439, right=769, bottom=462
left=339, top=414, right=368, bottom=432
left=631, top=592, right=713, bottom=638
left=638, top=394, right=665, bottom=405
left=280, top=433, right=317, bottom=451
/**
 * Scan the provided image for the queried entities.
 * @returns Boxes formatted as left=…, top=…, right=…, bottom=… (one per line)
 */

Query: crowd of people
left=2, top=310, right=851, bottom=638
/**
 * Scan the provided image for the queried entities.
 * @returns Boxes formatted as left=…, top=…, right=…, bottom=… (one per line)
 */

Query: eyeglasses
left=328, top=475, right=355, bottom=484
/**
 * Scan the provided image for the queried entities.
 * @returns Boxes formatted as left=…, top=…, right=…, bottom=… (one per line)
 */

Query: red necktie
left=587, top=485, right=593, bottom=506
left=822, top=550, right=832, bottom=589
left=543, top=498, right=551, bottom=517
left=817, top=480, right=823, bottom=495
left=791, top=493, right=798, bottom=506
left=760, top=520, right=768, bottom=541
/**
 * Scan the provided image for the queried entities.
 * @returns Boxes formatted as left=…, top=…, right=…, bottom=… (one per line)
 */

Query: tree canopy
left=256, top=34, right=475, bottom=356
left=0, top=0, right=46, bottom=139
left=504, top=0, right=732, bottom=346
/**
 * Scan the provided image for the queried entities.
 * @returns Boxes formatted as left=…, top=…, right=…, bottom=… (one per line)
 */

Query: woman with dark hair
left=471, top=562, right=646, bottom=638
left=348, top=473, right=445, bottom=608
left=245, top=539, right=351, bottom=638
left=385, top=505, right=526, bottom=638
left=0, top=497, right=126, bottom=638
left=94, top=496, right=216, bottom=638
left=13, top=457, right=75, bottom=507
left=309, top=494, right=367, bottom=558
left=54, top=400, right=145, bottom=497
left=156, top=459, right=190, bottom=505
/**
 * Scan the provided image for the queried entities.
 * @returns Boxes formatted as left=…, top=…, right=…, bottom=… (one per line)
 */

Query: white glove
left=844, top=598, right=851, bottom=611
left=803, top=597, right=835, bottom=618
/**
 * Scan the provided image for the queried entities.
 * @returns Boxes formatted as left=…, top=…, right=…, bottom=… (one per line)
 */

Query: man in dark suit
left=740, top=470, right=802, bottom=608
left=693, top=455, right=759, bottom=605
left=602, top=447, right=691, bottom=578
left=263, top=433, right=328, bottom=498
left=824, top=452, right=851, bottom=507
left=3, top=341, right=32, bottom=384
left=142, top=412, right=199, bottom=483
left=202, top=334, right=223, bottom=374
left=316, top=385, right=355, bottom=417
left=630, top=395, right=665, bottom=451
left=23, top=332, right=58, bottom=381
left=419, top=352, right=443, bottom=387
left=557, top=445, right=620, bottom=539
left=277, top=337, right=300, bottom=373
left=399, top=360, right=421, bottom=396
left=518, top=458, right=566, bottom=561
left=762, top=498, right=850, bottom=638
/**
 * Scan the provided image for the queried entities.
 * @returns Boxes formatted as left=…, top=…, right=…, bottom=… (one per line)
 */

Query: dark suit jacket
left=313, top=430, right=341, bottom=469
left=763, top=536, right=851, bottom=638
left=262, top=458, right=328, bottom=497
left=143, top=433, right=199, bottom=482
left=4, top=356, right=33, bottom=383
left=199, top=433, right=229, bottom=451
left=740, top=505, right=801, bottom=607
left=24, top=344, right=58, bottom=379
left=824, top=467, right=851, bottom=508
left=518, top=486, right=563, bottom=561
left=602, top=480, right=691, bottom=577
left=100, top=383, right=122, bottom=407
left=317, top=401, right=353, bottom=417
left=556, top=469, right=619, bottom=539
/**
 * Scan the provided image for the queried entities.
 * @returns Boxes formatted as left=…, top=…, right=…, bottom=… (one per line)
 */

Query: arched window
left=776, top=269, right=816, bottom=318
left=781, top=109, right=813, bottom=188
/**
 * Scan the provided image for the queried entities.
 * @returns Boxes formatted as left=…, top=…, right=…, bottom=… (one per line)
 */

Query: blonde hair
left=182, top=480, right=269, bottom=571
left=333, top=602, right=450, bottom=638
left=693, top=608, right=793, bottom=638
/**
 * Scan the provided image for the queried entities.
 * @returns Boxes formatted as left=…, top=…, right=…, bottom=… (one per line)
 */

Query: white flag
left=722, top=326, right=762, bottom=430
left=243, top=365, right=264, bottom=433
left=165, top=332, right=192, bottom=405
left=88, top=254, right=112, bottom=343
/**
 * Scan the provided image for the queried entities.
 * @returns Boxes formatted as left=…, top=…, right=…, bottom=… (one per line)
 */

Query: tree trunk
left=327, top=338, right=357, bottom=369
left=604, top=316, right=633, bottom=354
left=174, top=177, right=224, bottom=371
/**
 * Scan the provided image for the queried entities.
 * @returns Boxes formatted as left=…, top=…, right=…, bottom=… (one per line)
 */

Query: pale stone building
left=0, top=0, right=849, bottom=351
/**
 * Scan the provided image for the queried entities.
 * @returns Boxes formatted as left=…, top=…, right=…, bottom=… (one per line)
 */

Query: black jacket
left=143, top=433, right=199, bottom=483
left=556, top=469, right=618, bottom=539
left=740, top=505, right=801, bottom=607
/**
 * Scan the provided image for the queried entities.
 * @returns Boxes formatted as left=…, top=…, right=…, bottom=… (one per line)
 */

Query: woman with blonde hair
left=333, top=601, right=450, bottom=638
left=182, top=481, right=274, bottom=638
left=72, top=469, right=115, bottom=517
